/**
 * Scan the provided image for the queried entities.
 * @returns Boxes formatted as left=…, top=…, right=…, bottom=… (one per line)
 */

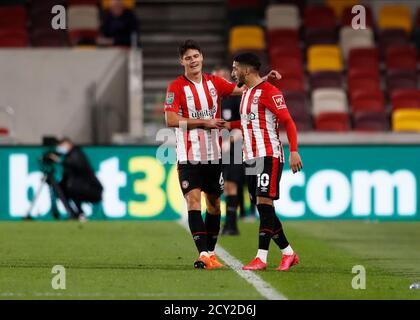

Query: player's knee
left=257, top=196, right=273, bottom=206
left=224, top=181, right=237, bottom=196
left=185, top=190, right=201, bottom=210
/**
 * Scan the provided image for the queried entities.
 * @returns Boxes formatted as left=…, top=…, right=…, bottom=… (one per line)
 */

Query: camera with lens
left=39, top=136, right=59, bottom=175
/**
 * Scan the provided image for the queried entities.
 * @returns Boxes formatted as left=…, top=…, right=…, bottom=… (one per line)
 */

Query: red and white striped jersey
left=164, top=74, right=236, bottom=162
left=240, top=81, right=293, bottom=161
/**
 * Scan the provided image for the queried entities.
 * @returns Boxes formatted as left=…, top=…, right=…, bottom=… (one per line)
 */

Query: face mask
left=56, top=146, right=69, bottom=155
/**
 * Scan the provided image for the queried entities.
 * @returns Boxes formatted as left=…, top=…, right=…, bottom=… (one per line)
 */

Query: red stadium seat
left=348, top=47, right=379, bottom=71
left=0, top=29, right=28, bottom=47
left=304, top=5, right=336, bottom=29
left=68, top=0, right=99, bottom=4
left=269, top=45, right=302, bottom=63
left=0, top=6, right=26, bottom=27
left=282, top=91, right=312, bottom=131
left=304, top=28, right=337, bottom=46
left=68, top=30, right=98, bottom=46
left=353, top=112, right=388, bottom=131
left=31, top=29, right=69, bottom=47
left=348, top=69, right=381, bottom=95
left=378, top=29, right=409, bottom=53
left=315, top=112, right=350, bottom=131
left=386, top=70, right=418, bottom=95
left=416, top=7, right=420, bottom=27
left=385, top=46, right=418, bottom=71
left=271, top=58, right=304, bottom=80
left=267, top=29, right=300, bottom=51
left=228, top=0, right=263, bottom=9
left=350, top=90, right=385, bottom=113
left=341, top=5, right=374, bottom=28
left=309, top=72, right=342, bottom=90
left=391, top=89, right=420, bottom=111
left=269, top=75, right=304, bottom=93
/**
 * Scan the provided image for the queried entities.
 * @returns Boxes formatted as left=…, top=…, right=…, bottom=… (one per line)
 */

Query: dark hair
left=178, top=39, right=202, bottom=58
left=233, top=53, right=261, bottom=71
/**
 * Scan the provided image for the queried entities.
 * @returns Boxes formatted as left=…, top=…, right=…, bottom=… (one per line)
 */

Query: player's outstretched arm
left=165, top=111, right=225, bottom=129
left=230, top=70, right=282, bottom=96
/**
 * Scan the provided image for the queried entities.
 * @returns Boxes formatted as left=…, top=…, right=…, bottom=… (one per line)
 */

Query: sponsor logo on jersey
left=272, top=94, right=286, bottom=109
left=166, top=92, right=174, bottom=104
left=190, top=106, right=217, bottom=119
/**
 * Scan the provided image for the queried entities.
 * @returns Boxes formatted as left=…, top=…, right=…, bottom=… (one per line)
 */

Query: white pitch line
left=177, top=219, right=287, bottom=300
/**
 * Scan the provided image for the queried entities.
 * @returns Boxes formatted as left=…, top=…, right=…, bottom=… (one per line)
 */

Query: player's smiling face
left=181, top=49, right=203, bottom=76
left=231, top=61, right=246, bottom=86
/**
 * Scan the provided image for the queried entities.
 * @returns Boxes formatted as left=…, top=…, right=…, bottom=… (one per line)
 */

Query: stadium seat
left=386, top=70, right=418, bottom=95
left=315, top=112, right=350, bottom=131
left=309, top=71, right=342, bottom=90
left=341, top=5, right=374, bottom=27
left=304, top=28, right=337, bottom=46
left=270, top=45, right=302, bottom=63
left=0, top=5, right=27, bottom=29
left=312, top=88, right=348, bottom=116
left=350, top=90, right=385, bottom=113
left=348, top=47, right=379, bottom=71
left=392, top=109, right=420, bottom=132
left=266, top=4, right=300, bottom=30
left=353, top=112, right=388, bottom=131
left=228, top=0, right=263, bottom=9
left=67, top=5, right=100, bottom=45
left=385, top=46, right=418, bottom=71
left=304, top=5, right=336, bottom=29
left=229, top=26, right=265, bottom=53
left=269, top=75, right=304, bottom=93
left=307, top=45, right=343, bottom=73
left=282, top=91, right=312, bottom=131
left=269, top=46, right=303, bottom=77
left=326, top=0, right=360, bottom=18
left=0, top=29, right=28, bottom=47
left=391, top=89, right=420, bottom=111
left=339, top=26, right=374, bottom=58
left=378, top=29, right=409, bottom=53
left=267, top=29, right=300, bottom=53
left=101, top=0, right=135, bottom=9
left=31, top=29, right=69, bottom=47
left=68, top=0, right=99, bottom=4
left=378, top=4, right=412, bottom=33
left=348, top=69, right=381, bottom=95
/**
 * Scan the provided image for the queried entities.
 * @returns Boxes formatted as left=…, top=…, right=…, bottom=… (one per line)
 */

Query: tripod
left=25, top=171, right=79, bottom=220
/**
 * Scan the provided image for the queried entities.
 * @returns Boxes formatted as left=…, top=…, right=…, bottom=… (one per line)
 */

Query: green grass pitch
left=1, top=220, right=419, bottom=299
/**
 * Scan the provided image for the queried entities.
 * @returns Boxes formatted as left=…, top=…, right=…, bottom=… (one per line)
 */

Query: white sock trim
left=256, top=249, right=268, bottom=263
left=200, top=251, right=209, bottom=257
left=281, top=245, right=294, bottom=255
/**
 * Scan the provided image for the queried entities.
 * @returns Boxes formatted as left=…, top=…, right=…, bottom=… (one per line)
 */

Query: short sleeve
left=164, top=81, right=180, bottom=113
left=261, top=86, right=288, bottom=114
left=211, top=75, right=237, bottom=97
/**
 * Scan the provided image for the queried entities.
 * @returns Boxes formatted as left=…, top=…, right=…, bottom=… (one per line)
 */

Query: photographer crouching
left=47, top=138, right=103, bottom=221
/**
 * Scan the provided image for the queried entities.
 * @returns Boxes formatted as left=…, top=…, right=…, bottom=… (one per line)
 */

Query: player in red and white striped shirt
left=228, top=53, right=303, bottom=271
left=164, top=41, right=280, bottom=269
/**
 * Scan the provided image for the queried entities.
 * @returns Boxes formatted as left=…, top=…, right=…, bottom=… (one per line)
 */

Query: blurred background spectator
left=98, top=0, right=139, bottom=47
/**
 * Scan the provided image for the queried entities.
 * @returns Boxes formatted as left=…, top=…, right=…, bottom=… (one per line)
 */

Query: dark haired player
left=227, top=53, right=303, bottom=271
left=164, top=40, right=280, bottom=269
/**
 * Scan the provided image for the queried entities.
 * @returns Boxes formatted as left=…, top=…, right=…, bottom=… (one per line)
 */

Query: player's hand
left=205, top=118, right=226, bottom=129
left=289, top=151, right=303, bottom=173
left=266, top=70, right=282, bottom=80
